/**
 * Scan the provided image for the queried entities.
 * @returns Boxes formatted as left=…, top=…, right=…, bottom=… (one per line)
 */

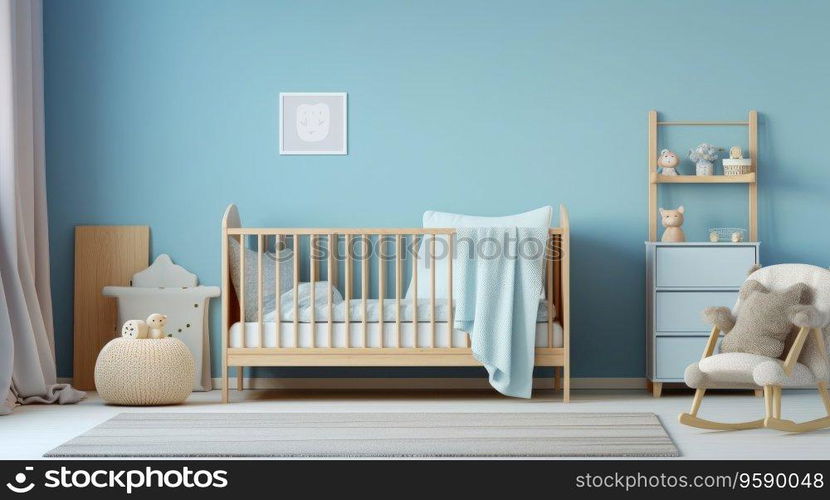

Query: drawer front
left=655, top=291, right=737, bottom=333
left=655, top=336, right=722, bottom=381
left=656, top=246, right=756, bottom=288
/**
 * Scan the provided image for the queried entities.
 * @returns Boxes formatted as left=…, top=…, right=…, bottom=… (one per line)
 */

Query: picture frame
left=279, top=92, right=348, bottom=155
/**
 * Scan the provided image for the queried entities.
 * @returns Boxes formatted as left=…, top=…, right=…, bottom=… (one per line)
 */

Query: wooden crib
left=220, top=204, right=570, bottom=402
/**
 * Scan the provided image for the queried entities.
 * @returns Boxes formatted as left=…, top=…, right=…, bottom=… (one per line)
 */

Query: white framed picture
left=279, top=92, right=347, bottom=155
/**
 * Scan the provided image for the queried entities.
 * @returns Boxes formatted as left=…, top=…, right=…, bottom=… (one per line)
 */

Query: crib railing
left=223, top=227, right=565, bottom=351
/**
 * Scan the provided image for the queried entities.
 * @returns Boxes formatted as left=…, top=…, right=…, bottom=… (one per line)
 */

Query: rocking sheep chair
left=680, top=264, right=830, bottom=433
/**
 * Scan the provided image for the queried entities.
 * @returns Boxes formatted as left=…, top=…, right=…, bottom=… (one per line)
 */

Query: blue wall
left=44, top=0, right=830, bottom=379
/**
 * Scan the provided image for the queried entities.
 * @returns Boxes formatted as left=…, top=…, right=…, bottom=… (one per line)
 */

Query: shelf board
left=657, top=121, right=749, bottom=126
left=650, top=173, right=756, bottom=184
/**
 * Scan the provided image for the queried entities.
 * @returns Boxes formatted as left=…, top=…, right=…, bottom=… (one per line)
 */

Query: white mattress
left=229, top=320, right=563, bottom=349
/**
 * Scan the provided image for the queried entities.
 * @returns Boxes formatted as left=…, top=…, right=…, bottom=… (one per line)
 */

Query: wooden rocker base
left=680, top=377, right=830, bottom=433
left=764, top=416, right=830, bottom=433
left=678, top=413, right=765, bottom=431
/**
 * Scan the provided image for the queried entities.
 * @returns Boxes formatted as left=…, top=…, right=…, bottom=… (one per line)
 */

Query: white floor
left=2, top=388, right=829, bottom=460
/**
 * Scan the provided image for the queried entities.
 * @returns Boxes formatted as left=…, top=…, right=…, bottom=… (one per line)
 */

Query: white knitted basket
left=95, top=338, right=195, bottom=406
left=722, top=158, right=752, bottom=176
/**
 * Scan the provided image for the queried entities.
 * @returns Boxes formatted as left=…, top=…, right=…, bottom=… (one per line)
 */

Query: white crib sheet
left=229, top=320, right=563, bottom=349
left=264, top=297, right=554, bottom=323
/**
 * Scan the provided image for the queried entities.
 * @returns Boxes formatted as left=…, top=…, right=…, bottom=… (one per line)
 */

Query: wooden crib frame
left=220, top=204, right=570, bottom=403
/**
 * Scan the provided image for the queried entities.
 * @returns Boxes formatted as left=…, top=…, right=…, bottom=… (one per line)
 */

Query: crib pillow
left=228, top=237, right=294, bottom=321
left=405, top=206, right=552, bottom=300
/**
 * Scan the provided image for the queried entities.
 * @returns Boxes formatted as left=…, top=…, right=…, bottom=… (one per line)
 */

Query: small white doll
left=146, top=313, right=168, bottom=339
left=657, top=149, right=680, bottom=176
left=121, top=319, right=148, bottom=339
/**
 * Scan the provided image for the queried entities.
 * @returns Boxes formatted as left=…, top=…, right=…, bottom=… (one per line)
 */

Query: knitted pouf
left=94, top=338, right=195, bottom=405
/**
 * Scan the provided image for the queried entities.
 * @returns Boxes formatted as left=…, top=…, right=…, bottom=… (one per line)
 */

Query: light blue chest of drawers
left=645, top=242, right=760, bottom=396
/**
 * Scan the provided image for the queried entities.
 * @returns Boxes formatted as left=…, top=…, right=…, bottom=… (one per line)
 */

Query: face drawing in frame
left=296, top=102, right=330, bottom=142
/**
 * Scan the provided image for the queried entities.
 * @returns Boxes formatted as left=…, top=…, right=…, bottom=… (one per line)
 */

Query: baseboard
left=59, top=376, right=645, bottom=390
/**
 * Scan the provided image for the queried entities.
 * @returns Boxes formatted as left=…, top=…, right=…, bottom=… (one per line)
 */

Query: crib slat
left=430, top=234, right=436, bottom=348
left=345, top=235, right=352, bottom=348
left=547, top=234, right=554, bottom=348
left=313, top=234, right=320, bottom=281
left=447, top=233, right=453, bottom=348
left=378, top=235, right=385, bottom=349
left=395, top=234, right=402, bottom=348
left=239, top=235, right=245, bottom=348
left=362, top=235, right=369, bottom=348
left=275, top=235, right=281, bottom=348
left=293, top=234, right=299, bottom=347
left=412, top=235, right=418, bottom=348
left=328, top=233, right=335, bottom=347
left=330, top=233, right=338, bottom=288
left=310, top=234, right=316, bottom=348
left=257, top=234, right=264, bottom=348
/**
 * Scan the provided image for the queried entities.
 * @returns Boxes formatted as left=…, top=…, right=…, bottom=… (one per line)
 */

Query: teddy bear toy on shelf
left=146, top=313, right=168, bottom=339
left=121, top=319, right=148, bottom=339
left=659, top=205, right=686, bottom=242
left=657, top=149, right=680, bottom=176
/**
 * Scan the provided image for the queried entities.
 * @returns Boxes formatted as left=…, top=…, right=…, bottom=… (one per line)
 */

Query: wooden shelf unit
left=647, top=110, right=758, bottom=242
left=645, top=110, right=761, bottom=397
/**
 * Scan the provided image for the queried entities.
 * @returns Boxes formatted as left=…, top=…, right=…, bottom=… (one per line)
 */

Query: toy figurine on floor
left=659, top=206, right=686, bottom=242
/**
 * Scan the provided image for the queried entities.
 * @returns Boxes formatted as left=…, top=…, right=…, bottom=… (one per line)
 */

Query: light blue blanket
left=452, top=227, right=548, bottom=398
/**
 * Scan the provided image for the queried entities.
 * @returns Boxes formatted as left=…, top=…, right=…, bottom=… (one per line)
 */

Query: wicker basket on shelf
left=722, top=158, right=752, bottom=176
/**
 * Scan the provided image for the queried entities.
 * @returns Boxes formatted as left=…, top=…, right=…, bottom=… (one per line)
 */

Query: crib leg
left=237, top=367, right=244, bottom=391
left=554, top=367, right=561, bottom=391
left=221, top=363, right=229, bottom=403
left=563, top=366, right=571, bottom=402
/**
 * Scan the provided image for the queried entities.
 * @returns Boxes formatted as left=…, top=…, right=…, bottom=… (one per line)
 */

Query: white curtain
left=1, top=0, right=84, bottom=415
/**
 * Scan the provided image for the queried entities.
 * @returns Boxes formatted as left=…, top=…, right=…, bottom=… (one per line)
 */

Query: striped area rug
left=46, top=412, right=679, bottom=458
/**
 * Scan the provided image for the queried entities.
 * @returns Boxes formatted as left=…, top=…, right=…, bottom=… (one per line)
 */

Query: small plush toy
left=659, top=206, right=686, bottom=242
left=657, top=149, right=680, bottom=176
left=146, top=313, right=168, bottom=339
left=704, top=280, right=813, bottom=358
left=121, top=319, right=148, bottom=339
left=729, top=146, right=743, bottom=159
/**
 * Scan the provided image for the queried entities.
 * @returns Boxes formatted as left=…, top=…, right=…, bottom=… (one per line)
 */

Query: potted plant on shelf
left=689, top=143, right=723, bottom=176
